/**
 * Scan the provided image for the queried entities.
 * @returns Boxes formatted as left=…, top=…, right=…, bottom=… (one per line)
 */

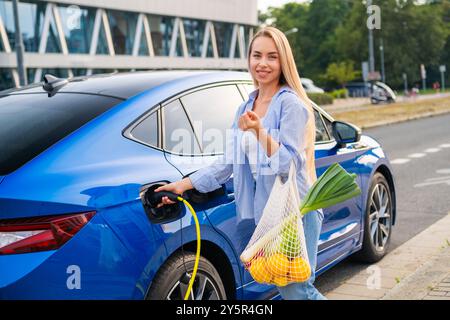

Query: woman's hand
left=153, top=177, right=193, bottom=208
left=238, top=111, right=262, bottom=134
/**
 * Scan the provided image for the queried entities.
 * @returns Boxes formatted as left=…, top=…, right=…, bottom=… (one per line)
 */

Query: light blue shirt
left=188, top=85, right=312, bottom=224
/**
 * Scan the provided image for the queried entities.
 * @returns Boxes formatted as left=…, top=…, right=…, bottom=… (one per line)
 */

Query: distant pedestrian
left=411, top=84, right=420, bottom=97
left=432, top=81, right=440, bottom=93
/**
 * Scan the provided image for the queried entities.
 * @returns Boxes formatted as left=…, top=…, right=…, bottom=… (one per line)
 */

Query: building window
left=107, top=10, right=138, bottom=55
left=72, top=69, right=87, bottom=77
left=213, top=21, right=233, bottom=58
left=0, top=1, right=15, bottom=50
left=26, top=68, right=35, bottom=83
left=148, top=15, right=175, bottom=57
left=91, top=69, right=116, bottom=75
left=243, top=25, right=252, bottom=56
left=0, top=0, right=43, bottom=52
left=0, top=68, right=14, bottom=90
left=57, top=4, right=96, bottom=54
left=137, top=24, right=149, bottom=56
left=183, top=18, right=205, bottom=57
left=96, top=21, right=109, bottom=55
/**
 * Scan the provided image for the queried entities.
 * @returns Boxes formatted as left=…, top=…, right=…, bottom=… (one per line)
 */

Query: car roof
left=1, top=70, right=252, bottom=100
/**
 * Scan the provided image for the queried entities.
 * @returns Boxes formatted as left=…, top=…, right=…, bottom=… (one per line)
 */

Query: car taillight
left=0, top=211, right=96, bottom=255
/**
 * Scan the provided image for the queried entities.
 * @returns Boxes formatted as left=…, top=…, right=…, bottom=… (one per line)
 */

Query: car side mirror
left=332, top=121, right=361, bottom=147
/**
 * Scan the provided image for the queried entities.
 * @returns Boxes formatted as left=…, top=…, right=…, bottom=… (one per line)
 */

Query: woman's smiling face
left=249, top=36, right=282, bottom=86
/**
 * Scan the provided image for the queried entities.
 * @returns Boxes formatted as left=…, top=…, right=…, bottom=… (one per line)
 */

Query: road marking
left=414, top=179, right=450, bottom=188
left=426, top=175, right=450, bottom=182
left=408, top=153, right=426, bottom=158
left=390, top=158, right=411, bottom=164
left=414, top=169, right=450, bottom=188
left=439, top=144, right=450, bottom=148
left=424, top=148, right=441, bottom=153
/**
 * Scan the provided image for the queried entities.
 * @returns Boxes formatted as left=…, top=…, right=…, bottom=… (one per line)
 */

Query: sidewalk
left=325, top=213, right=450, bottom=300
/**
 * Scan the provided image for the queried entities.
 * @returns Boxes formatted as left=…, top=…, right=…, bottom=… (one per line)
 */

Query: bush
left=308, top=93, right=334, bottom=105
left=329, top=88, right=349, bottom=99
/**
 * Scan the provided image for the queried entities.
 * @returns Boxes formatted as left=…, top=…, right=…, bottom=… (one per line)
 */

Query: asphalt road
left=315, top=113, right=450, bottom=294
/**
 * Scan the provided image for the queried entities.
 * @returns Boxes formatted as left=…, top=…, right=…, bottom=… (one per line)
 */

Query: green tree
left=260, top=0, right=449, bottom=90
left=259, top=3, right=310, bottom=78
left=323, top=61, right=361, bottom=88
left=334, top=0, right=448, bottom=88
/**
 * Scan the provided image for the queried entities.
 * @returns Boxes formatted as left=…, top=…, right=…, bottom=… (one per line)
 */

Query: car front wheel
left=354, top=172, right=393, bottom=263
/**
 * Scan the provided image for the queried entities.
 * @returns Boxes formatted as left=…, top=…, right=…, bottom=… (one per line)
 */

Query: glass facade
left=148, top=15, right=175, bottom=57
left=0, top=0, right=61, bottom=52
left=96, top=22, right=109, bottom=55
left=214, top=21, right=233, bottom=58
left=183, top=18, right=205, bottom=57
left=91, top=69, right=116, bottom=75
left=0, top=68, right=13, bottom=91
left=72, top=69, right=87, bottom=77
left=108, top=10, right=138, bottom=55
left=57, top=4, right=96, bottom=54
left=27, top=68, right=35, bottom=83
left=0, top=0, right=255, bottom=90
left=137, top=26, right=149, bottom=56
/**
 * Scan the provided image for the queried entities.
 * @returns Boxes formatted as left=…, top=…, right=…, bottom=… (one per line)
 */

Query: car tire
left=146, top=251, right=227, bottom=300
left=353, top=173, right=393, bottom=263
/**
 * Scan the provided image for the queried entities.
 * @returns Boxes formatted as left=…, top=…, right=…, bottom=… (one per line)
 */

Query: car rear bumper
left=0, top=214, right=148, bottom=299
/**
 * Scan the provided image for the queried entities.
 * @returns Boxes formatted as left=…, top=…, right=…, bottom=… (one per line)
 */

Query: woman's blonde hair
left=247, top=26, right=317, bottom=184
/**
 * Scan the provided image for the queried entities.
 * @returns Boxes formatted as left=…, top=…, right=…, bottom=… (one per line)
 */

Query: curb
left=325, top=213, right=450, bottom=300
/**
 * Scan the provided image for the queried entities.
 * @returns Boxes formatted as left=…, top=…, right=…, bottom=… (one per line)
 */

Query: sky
left=257, top=0, right=310, bottom=13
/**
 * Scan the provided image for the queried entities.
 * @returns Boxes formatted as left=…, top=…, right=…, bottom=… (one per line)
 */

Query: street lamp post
left=403, top=73, right=408, bottom=95
left=367, top=0, right=375, bottom=73
left=440, top=65, right=446, bottom=92
left=12, top=0, right=27, bottom=86
left=380, top=38, right=385, bottom=83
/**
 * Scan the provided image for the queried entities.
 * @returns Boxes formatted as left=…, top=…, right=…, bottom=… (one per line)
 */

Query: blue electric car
left=0, top=71, right=396, bottom=299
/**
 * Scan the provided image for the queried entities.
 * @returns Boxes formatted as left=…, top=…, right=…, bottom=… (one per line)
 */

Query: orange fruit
left=248, top=257, right=272, bottom=284
left=266, top=253, right=290, bottom=277
left=272, top=275, right=288, bottom=287
left=288, top=257, right=311, bottom=282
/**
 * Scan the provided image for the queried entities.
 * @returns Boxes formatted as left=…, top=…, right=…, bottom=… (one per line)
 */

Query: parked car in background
left=301, top=78, right=325, bottom=94
left=345, top=82, right=371, bottom=98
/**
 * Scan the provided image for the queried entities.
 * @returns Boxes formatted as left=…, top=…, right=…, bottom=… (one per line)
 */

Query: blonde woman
left=154, top=26, right=326, bottom=300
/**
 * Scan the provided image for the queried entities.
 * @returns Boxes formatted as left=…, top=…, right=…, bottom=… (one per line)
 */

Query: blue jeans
left=276, top=209, right=327, bottom=300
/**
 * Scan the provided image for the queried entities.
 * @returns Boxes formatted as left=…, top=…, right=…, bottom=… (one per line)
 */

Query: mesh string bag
left=240, top=161, right=311, bottom=287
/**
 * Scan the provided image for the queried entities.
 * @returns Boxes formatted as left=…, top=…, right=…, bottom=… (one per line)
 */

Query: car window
left=130, top=111, right=158, bottom=147
left=321, top=114, right=334, bottom=140
left=314, top=110, right=331, bottom=143
left=180, top=85, right=244, bottom=154
left=0, top=93, right=122, bottom=175
left=163, top=99, right=201, bottom=155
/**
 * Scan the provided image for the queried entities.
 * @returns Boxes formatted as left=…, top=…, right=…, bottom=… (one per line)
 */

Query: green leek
left=300, top=163, right=362, bottom=216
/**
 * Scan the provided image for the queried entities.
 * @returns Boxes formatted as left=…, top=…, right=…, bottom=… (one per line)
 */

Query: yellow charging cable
left=177, top=196, right=201, bottom=301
